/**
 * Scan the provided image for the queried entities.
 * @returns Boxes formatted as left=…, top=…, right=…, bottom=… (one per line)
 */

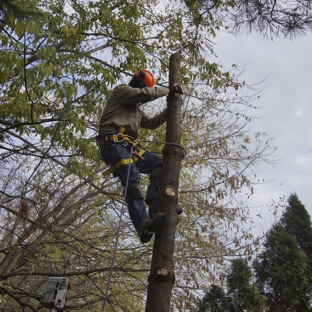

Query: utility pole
left=145, top=53, right=184, bottom=311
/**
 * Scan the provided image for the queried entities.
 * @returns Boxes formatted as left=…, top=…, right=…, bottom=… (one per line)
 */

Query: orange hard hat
left=133, top=69, right=156, bottom=87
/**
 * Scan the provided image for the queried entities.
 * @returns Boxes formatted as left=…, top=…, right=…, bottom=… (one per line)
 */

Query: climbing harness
left=97, top=127, right=146, bottom=176
left=101, top=146, right=133, bottom=312
left=97, top=127, right=186, bottom=177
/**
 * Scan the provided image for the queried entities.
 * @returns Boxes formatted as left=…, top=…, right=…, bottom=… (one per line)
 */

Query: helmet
left=129, top=69, right=156, bottom=88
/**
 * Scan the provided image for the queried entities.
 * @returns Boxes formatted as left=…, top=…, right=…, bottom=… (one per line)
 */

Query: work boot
left=139, top=213, right=166, bottom=244
left=148, top=199, right=159, bottom=219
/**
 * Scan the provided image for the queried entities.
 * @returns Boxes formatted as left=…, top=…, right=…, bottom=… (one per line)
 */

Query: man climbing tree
left=97, top=70, right=183, bottom=243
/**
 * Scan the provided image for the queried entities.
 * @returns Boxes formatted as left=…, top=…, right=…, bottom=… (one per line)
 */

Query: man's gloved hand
left=168, top=85, right=183, bottom=95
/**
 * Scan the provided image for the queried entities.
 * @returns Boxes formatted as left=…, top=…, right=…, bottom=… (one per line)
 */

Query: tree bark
left=145, top=53, right=184, bottom=311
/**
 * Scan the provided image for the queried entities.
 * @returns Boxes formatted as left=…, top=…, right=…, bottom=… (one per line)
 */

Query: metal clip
left=114, top=134, right=124, bottom=142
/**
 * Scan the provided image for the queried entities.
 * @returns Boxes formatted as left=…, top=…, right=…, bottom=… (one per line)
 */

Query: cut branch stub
left=157, top=267, right=170, bottom=277
left=165, top=187, right=175, bottom=197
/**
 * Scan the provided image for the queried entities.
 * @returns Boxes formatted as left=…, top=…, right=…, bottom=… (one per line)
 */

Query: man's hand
left=168, top=85, right=183, bottom=95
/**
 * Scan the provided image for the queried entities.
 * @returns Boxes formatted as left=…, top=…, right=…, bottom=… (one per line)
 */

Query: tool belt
left=97, top=127, right=145, bottom=176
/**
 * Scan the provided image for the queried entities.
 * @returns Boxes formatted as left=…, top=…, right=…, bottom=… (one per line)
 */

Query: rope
left=101, top=147, right=133, bottom=311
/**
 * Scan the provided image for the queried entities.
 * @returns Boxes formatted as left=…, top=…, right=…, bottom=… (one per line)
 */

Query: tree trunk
left=145, top=53, right=184, bottom=311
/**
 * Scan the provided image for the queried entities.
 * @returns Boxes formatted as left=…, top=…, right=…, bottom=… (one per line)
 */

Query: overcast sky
left=215, top=31, right=312, bottom=235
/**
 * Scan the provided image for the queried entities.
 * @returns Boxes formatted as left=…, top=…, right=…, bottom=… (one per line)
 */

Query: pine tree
left=198, top=259, right=265, bottom=312
left=226, top=259, right=266, bottom=312
left=198, top=284, right=231, bottom=312
left=254, top=224, right=311, bottom=311
left=281, top=193, right=312, bottom=292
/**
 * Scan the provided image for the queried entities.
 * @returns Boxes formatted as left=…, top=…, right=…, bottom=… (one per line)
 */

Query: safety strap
left=102, top=158, right=134, bottom=176
left=102, top=149, right=146, bottom=177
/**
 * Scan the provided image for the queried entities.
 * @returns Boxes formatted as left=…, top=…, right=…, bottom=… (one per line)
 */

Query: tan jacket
left=99, top=84, right=170, bottom=138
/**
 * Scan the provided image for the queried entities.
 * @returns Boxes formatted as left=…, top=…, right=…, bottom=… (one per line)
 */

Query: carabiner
left=114, top=134, right=124, bottom=143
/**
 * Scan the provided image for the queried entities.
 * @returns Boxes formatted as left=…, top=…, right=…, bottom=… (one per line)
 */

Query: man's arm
left=117, top=85, right=170, bottom=105
left=140, top=109, right=168, bottom=130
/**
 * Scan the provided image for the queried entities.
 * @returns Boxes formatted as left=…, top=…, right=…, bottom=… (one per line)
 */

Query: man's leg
left=113, top=159, right=151, bottom=235
left=135, top=152, right=163, bottom=218
left=146, top=166, right=162, bottom=218
left=122, top=171, right=166, bottom=243
left=101, top=144, right=165, bottom=243
left=124, top=180, right=148, bottom=233
left=101, top=144, right=148, bottom=233
left=136, top=151, right=183, bottom=217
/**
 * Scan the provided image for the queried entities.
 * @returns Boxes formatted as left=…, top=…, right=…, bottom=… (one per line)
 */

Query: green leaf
left=15, top=20, right=26, bottom=37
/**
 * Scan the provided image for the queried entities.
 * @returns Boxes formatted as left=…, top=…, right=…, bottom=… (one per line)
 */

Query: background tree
left=199, top=259, right=265, bottom=312
left=198, top=284, right=231, bottom=312
left=226, top=259, right=266, bottom=312
left=254, top=224, right=311, bottom=311
left=281, top=193, right=312, bottom=293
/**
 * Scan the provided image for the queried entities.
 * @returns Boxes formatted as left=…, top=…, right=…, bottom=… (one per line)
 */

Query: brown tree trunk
left=145, top=53, right=184, bottom=311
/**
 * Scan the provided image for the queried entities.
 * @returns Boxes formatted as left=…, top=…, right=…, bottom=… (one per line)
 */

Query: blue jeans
left=100, top=142, right=163, bottom=233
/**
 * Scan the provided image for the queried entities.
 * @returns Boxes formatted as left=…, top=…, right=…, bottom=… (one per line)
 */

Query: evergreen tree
left=198, top=284, right=230, bottom=312
left=281, top=193, right=312, bottom=291
left=226, top=259, right=266, bottom=312
left=199, top=259, right=265, bottom=312
left=254, top=224, right=311, bottom=311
